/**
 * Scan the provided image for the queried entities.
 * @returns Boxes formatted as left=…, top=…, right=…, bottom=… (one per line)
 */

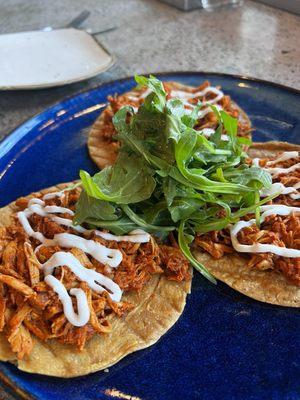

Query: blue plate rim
left=0, top=369, right=35, bottom=400
left=1, top=71, right=300, bottom=154
left=1, top=71, right=300, bottom=400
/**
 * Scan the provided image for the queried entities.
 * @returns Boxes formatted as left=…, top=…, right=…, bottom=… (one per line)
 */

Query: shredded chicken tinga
left=0, top=185, right=191, bottom=376
left=195, top=142, right=300, bottom=306
left=88, top=80, right=252, bottom=169
left=86, top=76, right=299, bottom=307
left=1, top=75, right=300, bottom=377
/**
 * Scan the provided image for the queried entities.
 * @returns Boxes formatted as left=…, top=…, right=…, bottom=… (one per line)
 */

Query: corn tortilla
left=0, top=183, right=191, bottom=377
left=195, top=142, right=300, bottom=307
left=88, top=81, right=251, bottom=170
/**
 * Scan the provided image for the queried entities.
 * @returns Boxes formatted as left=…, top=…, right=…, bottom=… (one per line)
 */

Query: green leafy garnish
left=74, top=191, right=119, bottom=225
left=178, top=220, right=216, bottom=284
left=80, top=153, right=156, bottom=204
left=75, top=75, right=272, bottom=283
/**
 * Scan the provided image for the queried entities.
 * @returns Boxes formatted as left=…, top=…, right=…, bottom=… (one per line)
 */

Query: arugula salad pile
left=75, top=75, right=273, bottom=283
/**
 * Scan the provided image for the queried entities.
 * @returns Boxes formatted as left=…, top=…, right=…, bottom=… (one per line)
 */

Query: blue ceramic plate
left=0, top=73, right=299, bottom=400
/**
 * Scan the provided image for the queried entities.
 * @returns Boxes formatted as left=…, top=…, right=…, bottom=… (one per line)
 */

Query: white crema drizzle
left=126, top=87, right=152, bottom=102
left=201, top=128, right=229, bottom=142
left=266, top=163, right=300, bottom=178
left=53, top=233, right=122, bottom=268
left=43, top=190, right=65, bottom=200
left=129, top=85, right=224, bottom=120
left=170, top=86, right=224, bottom=102
left=254, top=151, right=300, bottom=177
left=44, top=275, right=90, bottom=327
left=260, top=182, right=297, bottom=197
left=170, top=86, right=224, bottom=119
left=266, top=151, right=299, bottom=165
left=253, top=152, right=300, bottom=200
left=43, top=252, right=122, bottom=302
left=95, top=229, right=150, bottom=243
left=230, top=205, right=300, bottom=257
left=17, top=191, right=150, bottom=326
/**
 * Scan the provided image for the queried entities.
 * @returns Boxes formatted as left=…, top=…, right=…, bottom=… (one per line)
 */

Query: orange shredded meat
left=196, top=153, right=300, bottom=286
left=100, top=81, right=252, bottom=144
left=0, top=188, right=189, bottom=359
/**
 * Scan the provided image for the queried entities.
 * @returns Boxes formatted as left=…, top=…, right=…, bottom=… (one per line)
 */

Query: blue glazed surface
left=0, top=73, right=300, bottom=400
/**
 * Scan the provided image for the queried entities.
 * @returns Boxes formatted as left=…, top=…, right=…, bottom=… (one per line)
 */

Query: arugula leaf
left=222, top=166, right=272, bottom=188
left=174, top=130, right=251, bottom=194
left=210, top=123, right=222, bottom=146
left=166, top=98, right=185, bottom=118
left=168, top=198, right=204, bottom=223
left=112, top=106, right=135, bottom=136
left=76, top=75, right=273, bottom=286
left=182, top=102, right=202, bottom=128
left=113, top=108, right=161, bottom=167
left=237, top=136, right=252, bottom=147
left=80, top=153, right=156, bottom=204
left=135, top=75, right=166, bottom=112
left=178, top=221, right=216, bottom=284
left=142, top=201, right=171, bottom=225
left=165, top=99, right=185, bottom=143
left=114, top=102, right=175, bottom=166
left=84, top=216, right=138, bottom=235
left=74, top=191, right=119, bottom=225
left=220, top=110, right=238, bottom=137
left=121, top=205, right=175, bottom=232
left=162, top=176, right=178, bottom=206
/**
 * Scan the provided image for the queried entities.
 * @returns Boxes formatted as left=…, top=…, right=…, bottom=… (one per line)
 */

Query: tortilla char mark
left=0, top=185, right=190, bottom=362
left=194, top=143, right=300, bottom=306
left=88, top=80, right=252, bottom=169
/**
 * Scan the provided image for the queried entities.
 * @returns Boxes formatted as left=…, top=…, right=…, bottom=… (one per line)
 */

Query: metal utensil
left=42, top=11, right=117, bottom=36
left=42, top=10, right=91, bottom=31
left=64, top=10, right=91, bottom=28
left=88, top=26, right=118, bottom=36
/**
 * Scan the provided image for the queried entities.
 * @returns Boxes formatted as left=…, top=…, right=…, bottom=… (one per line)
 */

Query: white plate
left=0, top=28, right=114, bottom=90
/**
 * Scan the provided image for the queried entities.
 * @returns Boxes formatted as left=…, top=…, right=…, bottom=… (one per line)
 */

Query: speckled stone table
left=0, top=0, right=299, bottom=398
left=0, top=0, right=300, bottom=144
